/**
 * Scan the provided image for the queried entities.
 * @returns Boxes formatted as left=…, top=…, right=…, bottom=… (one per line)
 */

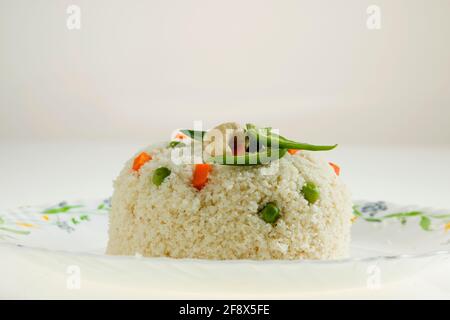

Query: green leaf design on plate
left=0, top=226, right=31, bottom=235
left=382, top=211, right=423, bottom=219
left=364, top=217, right=383, bottom=222
left=352, top=205, right=449, bottom=231
left=428, top=214, right=450, bottom=219
left=352, top=206, right=362, bottom=217
left=419, top=216, right=432, bottom=231
left=43, top=205, right=83, bottom=214
left=0, top=216, right=4, bottom=225
left=352, top=206, right=382, bottom=222
left=97, top=203, right=105, bottom=210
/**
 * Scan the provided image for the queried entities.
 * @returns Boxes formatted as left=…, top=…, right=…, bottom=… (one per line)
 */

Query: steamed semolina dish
left=106, top=123, right=353, bottom=260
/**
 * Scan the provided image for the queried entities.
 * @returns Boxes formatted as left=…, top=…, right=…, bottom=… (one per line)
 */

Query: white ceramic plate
left=1, top=199, right=449, bottom=293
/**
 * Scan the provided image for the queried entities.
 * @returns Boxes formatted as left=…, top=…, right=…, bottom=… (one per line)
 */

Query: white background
left=1, top=0, right=450, bottom=299
left=1, top=0, right=450, bottom=144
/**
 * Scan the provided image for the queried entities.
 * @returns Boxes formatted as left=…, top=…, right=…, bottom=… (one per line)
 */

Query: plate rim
left=0, top=241, right=448, bottom=265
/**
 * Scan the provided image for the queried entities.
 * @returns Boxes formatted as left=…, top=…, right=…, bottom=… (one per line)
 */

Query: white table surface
left=1, top=140, right=449, bottom=299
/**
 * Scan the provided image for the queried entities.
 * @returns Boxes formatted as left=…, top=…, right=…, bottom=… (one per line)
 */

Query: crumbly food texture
left=106, top=144, right=353, bottom=260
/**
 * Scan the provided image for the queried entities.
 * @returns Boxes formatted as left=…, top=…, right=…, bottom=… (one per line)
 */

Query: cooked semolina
left=106, top=143, right=352, bottom=260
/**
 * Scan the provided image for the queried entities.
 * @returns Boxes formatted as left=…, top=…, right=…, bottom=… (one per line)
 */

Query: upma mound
left=106, top=128, right=353, bottom=260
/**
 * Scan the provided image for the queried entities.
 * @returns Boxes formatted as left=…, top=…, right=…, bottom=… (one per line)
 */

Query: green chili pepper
left=207, top=148, right=288, bottom=166
left=301, top=182, right=320, bottom=204
left=276, top=139, right=337, bottom=151
left=152, top=167, right=171, bottom=186
left=260, top=202, right=281, bottom=224
left=180, top=129, right=206, bottom=141
left=246, top=124, right=337, bottom=151
left=180, top=123, right=336, bottom=166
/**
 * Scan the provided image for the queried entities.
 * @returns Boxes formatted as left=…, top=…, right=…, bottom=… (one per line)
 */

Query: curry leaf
left=180, top=130, right=206, bottom=141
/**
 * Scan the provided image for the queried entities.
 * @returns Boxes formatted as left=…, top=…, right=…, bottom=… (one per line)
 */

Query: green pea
left=168, top=141, right=185, bottom=148
left=301, top=182, right=320, bottom=204
left=152, top=167, right=171, bottom=186
left=260, top=202, right=281, bottom=224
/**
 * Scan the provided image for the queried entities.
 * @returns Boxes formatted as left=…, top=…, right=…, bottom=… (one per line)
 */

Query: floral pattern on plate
left=0, top=199, right=449, bottom=258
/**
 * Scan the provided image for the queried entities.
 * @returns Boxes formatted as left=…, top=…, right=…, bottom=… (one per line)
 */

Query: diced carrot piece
left=175, top=133, right=187, bottom=140
left=193, top=163, right=212, bottom=190
left=132, top=152, right=152, bottom=171
left=288, top=149, right=298, bottom=155
left=329, top=162, right=340, bottom=176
